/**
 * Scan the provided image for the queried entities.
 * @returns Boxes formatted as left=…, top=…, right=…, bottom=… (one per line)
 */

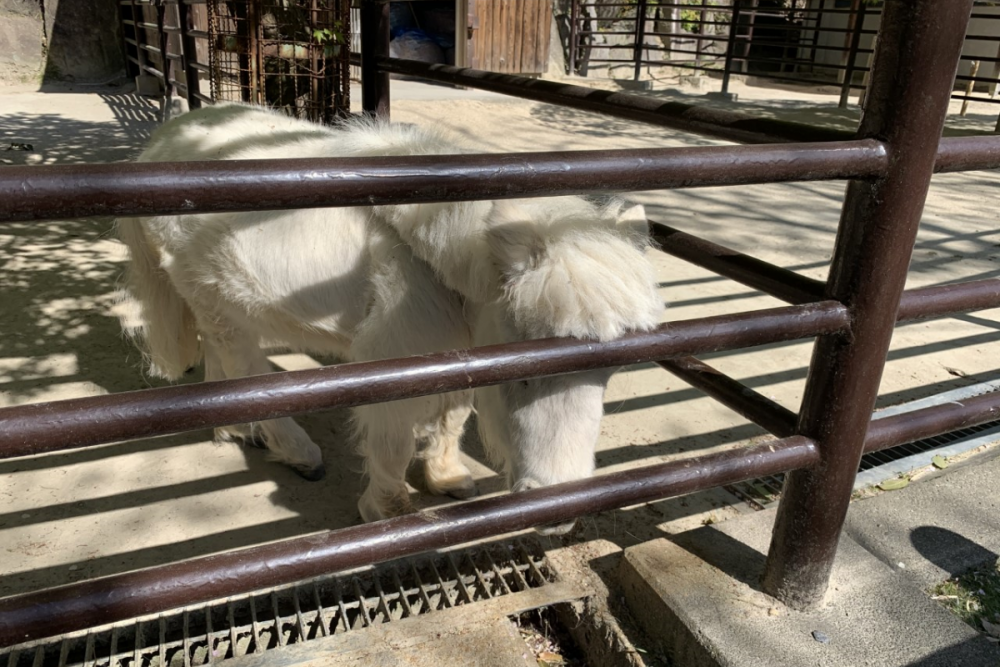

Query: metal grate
left=1, top=542, right=556, bottom=667
left=728, top=419, right=1000, bottom=509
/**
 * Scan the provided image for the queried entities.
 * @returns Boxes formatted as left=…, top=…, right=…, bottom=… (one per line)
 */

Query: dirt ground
left=1, top=74, right=999, bottom=627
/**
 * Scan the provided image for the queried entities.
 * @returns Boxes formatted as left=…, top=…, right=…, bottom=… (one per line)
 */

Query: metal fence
left=568, top=0, right=1000, bottom=111
left=121, top=0, right=212, bottom=108
left=120, top=0, right=351, bottom=122
left=1, top=0, right=999, bottom=651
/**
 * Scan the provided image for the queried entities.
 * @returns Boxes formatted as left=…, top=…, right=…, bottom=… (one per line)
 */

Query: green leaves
left=878, top=477, right=910, bottom=491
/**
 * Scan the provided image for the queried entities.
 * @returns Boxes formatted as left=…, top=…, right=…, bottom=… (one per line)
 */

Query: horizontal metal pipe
left=0, top=435, right=819, bottom=647
left=650, top=221, right=826, bottom=305
left=379, top=60, right=1000, bottom=173
left=1, top=277, right=995, bottom=462
left=653, top=280, right=1000, bottom=439
left=648, top=278, right=1000, bottom=441
left=1, top=380, right=996, bottom=647
left=934, top=135, right=1000, bottom=173
left=866, top=389, right=1000, bottom=453
left=0, top=142, right=888, bottom=224
left=651, top=218, right=1000, bottom=320
left=5, top=367, right=991, bottom=648
left=897, top=278, right=1000, bottom=322
left=0, top=302, right=848, bottom=459
left=657, top=357, right=798, bottom=437
left=378, top=57, right=854, bottom=145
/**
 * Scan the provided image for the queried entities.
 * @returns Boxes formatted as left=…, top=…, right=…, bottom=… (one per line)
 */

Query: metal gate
left=568, top=0, right=1000, bottom=112
left=120, top=0, right=352, bottom=123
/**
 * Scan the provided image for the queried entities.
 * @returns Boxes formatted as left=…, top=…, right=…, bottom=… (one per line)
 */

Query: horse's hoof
left=445, top=480, right=478, bottom=500
left=296, top=464, right=326, bottom=482
left=243, top=434, right=267, bottom=449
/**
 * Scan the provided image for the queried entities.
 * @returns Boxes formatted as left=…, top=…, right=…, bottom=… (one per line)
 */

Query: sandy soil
left=1, top=77, right=998, bottom=610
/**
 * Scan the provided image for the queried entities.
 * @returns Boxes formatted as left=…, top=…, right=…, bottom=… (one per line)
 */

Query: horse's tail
left=116, top=219, right=201, bottom=380
left=487, top=201, right=664, bottom=342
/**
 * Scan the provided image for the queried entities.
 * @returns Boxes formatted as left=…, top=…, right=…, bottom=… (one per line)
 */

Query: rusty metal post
left=360, top=0, right=390, bottom=118
left=762, top=0, right=975, bottom=609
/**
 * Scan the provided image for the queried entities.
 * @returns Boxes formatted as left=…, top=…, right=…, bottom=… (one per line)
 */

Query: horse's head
left=473, top=198, right=663, bottom=535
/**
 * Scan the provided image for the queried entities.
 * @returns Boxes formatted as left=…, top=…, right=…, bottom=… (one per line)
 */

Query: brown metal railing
left=0, top=0, right=996, bottom=648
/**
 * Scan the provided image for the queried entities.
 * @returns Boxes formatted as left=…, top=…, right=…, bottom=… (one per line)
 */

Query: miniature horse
left=117, top=103, right=663, bottom=532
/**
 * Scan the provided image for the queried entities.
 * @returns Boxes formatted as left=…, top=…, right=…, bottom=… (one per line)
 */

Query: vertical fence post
left=695, top=0, right=708, bottom=65
left=177, top=0, right=202, bottom=109
left=569, top=0, right=579, bottom=75
left=720, top=0, right=742, bottom=96
left=838, top=0, right=866, bottom=108
left=633, top=0, right=648, bottom=82
left=762, top=0, right=975, bottom=610
left=806, top=0, right=825, bottom=72
left=961, top=60, right=981, bottom=117
left=738, top=0, right=756, bottom=73
left=360, top=0, right=390, bottom=118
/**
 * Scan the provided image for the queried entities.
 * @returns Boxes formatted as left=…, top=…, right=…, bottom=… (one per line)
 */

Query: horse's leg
left=206, top=328, right=325, bottom=480
left=418, top=394, right=476, bottom=499
left=350, top=242, right=476, bottom=519
left=204, top=341, right=263, bottom=448
left=354, top=401, right=418, bottom=522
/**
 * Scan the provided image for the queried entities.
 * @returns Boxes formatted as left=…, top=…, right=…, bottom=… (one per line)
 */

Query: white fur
left=117, top=103, right=664, bottom=529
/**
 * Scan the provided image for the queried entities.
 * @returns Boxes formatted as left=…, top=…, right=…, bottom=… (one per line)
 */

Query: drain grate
left=1, top=541, right=556, bottom=667
left=727, top=419, right=1000, bottom=509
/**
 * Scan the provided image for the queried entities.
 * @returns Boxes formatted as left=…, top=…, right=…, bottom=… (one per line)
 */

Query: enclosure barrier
left=567, top=0, right=878, bottom=105
left=0, top=0, right=998, bottom=649
left=568, top=0, right=1000, bottom=112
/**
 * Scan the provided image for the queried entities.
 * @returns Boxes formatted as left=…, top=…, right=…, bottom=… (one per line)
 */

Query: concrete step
left=619, top=507, right=1000, bottom=667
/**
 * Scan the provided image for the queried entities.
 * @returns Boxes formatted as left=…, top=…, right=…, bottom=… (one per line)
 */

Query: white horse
left=117, top=103, right=663, bottom=531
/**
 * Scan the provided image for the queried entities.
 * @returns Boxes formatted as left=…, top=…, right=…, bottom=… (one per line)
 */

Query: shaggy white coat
left=117, top=103, right=664, bottom=528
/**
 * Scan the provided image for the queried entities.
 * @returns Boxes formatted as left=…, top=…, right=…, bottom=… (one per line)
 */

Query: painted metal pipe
left=0, top=141, right=887, bottom=224
left=359, top=0, right=390, bottom=118
left=935, top=134, right=1000, bottom=173
left=2, top=274, right=998, bottom=462
left=0, top=302, right=849, bottom=460
left=4, top=380, right=1000, bottom=648
left=651, top=222, right=1000, bottom=320
left=657, top=357, right=798, bottom=437
left=650, top=221, right=826, bottom=305
left=763, top=0, right=975, bottom=609
left=377, top=56, right=853, bottom=145
left=897, top=278, right=1000, bottom=322
left=0, top=436, right=820, bottom=648
left=865, top=389, right=1000, bottom=454
left=378, top=58, right=1000, bottom=171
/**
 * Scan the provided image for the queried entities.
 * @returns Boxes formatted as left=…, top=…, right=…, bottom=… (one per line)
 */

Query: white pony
left=117, top=103, right=663, bottom=531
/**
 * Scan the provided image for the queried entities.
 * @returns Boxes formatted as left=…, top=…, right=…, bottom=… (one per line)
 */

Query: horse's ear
left=616, top=203, right=648, bottom=232
left=612, top=204, right=650, bottom=249
left=488, top=203, right=545, bottom=275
